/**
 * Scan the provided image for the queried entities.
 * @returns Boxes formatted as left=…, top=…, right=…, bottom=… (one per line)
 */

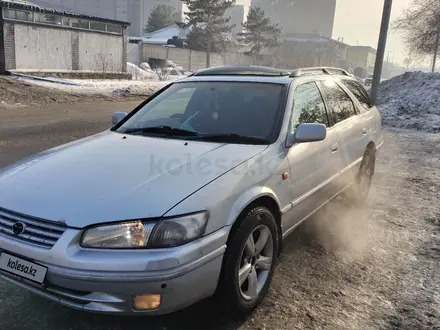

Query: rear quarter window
left=341, top=79, right=373, bottom=110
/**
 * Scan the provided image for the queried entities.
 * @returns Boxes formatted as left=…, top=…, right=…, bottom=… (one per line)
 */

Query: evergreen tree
left=145, top=4, right=181, bottom=33
left=238, top=7, right=282, bottom=63
left=180, top=0, right=236, bottom=67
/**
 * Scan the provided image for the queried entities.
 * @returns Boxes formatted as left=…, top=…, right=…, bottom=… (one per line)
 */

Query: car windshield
left=115, top=82, right=286, bottom=144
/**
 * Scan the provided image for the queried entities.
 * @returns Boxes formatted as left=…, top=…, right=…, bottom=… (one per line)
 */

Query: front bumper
left=0, top=227, right=229, bottom=315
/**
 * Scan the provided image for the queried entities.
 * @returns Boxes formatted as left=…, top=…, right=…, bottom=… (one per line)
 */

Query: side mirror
left=292, top=123, right=327, bottom=143
left=112, top=112, right=127, bottom=125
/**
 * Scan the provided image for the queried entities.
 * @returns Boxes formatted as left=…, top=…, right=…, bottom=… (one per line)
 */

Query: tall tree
left=145, top=4, right=181, bottom=33
left=180, top=0, right=236, bottom=67
left=238, top=7, right=282, bottom=63
left=394, top=0, right=440, bottom=72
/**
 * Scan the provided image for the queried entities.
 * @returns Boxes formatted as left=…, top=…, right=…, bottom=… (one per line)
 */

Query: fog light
left=133, top=294, right=161, bottom=311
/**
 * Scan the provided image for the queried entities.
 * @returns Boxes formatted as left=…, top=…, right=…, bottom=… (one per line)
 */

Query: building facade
left=1, top=0, right=130, bottom=72
left=128, top=0, right=182, bottom=37
left=250, top=0, right=337, bottom=38
left=25, top=0, right=129, bottom=21
left=345, top=46, right=377, bottom=76
left=225, top=4, right=246, bottom=38
left=29, top=0, right=182, bottom=36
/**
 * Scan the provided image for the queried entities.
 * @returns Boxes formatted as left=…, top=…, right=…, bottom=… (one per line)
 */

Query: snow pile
left=140, top=62, right=152, bottom=71
left=127, top=62, right=157, bottom=80
left=127, top=62, right=188, bottom=80
left=164, top=59, right=184, bottom=71
left=378, top=71, right=440, bottom=133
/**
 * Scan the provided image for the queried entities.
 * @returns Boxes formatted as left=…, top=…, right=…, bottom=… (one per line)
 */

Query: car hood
left=0, top=131, right=267, bottom=228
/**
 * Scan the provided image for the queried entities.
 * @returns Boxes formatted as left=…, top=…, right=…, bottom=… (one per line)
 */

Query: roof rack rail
left=191, top=65, right=291, bottom=77
left=290, top=67, right=350, bottom=77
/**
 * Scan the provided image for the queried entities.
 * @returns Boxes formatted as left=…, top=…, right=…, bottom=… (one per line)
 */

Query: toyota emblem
left=12, top=222, right=25, bottom=235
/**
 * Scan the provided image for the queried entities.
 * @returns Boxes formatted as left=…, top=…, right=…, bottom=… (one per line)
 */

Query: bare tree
left=403, top=56, right=413, bottom=69
left=154, top=65, right=170, bottom=81
left=94, top=53, right=114, bottom=78
left=394, top=0, right=440, bottom=71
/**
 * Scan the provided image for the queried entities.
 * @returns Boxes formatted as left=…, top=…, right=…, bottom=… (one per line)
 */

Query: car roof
left=177, top=65, right=354, bottom=85
left=180, top=74, right=293, bottom=84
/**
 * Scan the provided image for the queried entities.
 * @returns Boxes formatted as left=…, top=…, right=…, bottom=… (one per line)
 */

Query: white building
left=127, top=0, right=183, bottom=37
left=28, top=0, right=183, bottom=37
left=225, top=4, right=247, bottom=37
left=24, top=0, right=129, bottom=20
left=250, top=0, right=336, bottom=38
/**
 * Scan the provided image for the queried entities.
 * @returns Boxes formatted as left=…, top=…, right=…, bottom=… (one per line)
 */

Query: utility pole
left=431, top=27, right=440, bottom=72
left=370, top=0, right=393, bottom=104
left=0, top=1, right=6, bottom=75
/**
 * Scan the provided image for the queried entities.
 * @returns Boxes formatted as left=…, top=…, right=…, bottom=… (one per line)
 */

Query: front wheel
left=217, top=206, right=279, bottom=315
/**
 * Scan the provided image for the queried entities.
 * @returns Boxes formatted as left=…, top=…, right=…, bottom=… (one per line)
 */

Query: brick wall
left=4, top=22, right=16, bottom=70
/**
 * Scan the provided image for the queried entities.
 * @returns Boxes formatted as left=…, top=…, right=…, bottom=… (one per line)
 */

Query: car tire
left=217, top=206, right=279, bottom=316
left=353, top=146, right=376, bottom=204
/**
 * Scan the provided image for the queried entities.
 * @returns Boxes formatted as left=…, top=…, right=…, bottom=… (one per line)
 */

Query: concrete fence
left=3, top=21, right=128, bottom=72
left=141, top=44, right=253, bottom=71
left=1, top=4, right=129, bottom=73
left=127, top=42, right=142, bottom=65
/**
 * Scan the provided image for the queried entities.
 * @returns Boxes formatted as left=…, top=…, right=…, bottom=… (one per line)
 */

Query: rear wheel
left=353, top=147, right=376, bottom=203
left=217, top=206, right=279, bottom=315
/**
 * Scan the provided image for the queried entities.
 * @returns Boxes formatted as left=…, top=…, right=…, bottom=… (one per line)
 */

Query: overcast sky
left=333, top=0, right=411, bottom=64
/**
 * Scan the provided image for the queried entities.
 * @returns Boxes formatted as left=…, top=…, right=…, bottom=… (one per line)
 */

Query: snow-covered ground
left=11, top=62, right=189, bottom=97
left=377, top=71, right=440, bottom=133
left=16, top=77, right=172, bottom=96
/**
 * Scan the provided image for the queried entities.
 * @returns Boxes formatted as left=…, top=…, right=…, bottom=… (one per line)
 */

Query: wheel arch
left=228, top=195, right=283, bottom=256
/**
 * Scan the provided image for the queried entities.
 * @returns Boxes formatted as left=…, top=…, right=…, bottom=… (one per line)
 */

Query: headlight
left=80, top=212, right=209, bottom=249
left=148, top=212, right=209, bottom=248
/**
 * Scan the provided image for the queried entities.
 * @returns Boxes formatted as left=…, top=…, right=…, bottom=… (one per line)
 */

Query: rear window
left=342, top=79, right=373, bottom=109
left=319, top=80, right=357, bottom=124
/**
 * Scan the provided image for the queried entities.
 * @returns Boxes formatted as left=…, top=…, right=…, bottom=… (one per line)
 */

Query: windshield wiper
left=124, top=126, right=198, bottom=136
left=189, top=133, right=270, bottom=145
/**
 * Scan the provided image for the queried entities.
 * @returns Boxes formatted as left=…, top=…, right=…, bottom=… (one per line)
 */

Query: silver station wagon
left=0, top=65, right=384, bottom=315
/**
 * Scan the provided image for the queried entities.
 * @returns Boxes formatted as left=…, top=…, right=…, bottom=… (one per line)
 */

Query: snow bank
left=127, top=62, right=188, bottom=80
left=140, top=62, right=151, bottom=71
left=378, top=71, right=440, bottom=133
left=127, top=62, right=157, bottom=80
left=19, top=77, right=171, bottom=97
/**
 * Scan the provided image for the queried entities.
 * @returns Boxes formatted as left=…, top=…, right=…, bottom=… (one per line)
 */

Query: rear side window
left=342, top=79, right=373, bottom=109
left=291, top=82, right=329, bottom=129
left=319, top=80, right=356, bottom=124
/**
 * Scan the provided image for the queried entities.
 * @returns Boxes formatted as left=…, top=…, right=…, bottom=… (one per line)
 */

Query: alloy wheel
left=237, top=224, right=274, bottom=301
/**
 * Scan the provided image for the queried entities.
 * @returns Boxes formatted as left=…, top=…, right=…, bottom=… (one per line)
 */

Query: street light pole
left=0, top=1, right=6, bottom=75
left=370, top=0, right=393, bottom=104
left=431, top=27, right=440, bottom=72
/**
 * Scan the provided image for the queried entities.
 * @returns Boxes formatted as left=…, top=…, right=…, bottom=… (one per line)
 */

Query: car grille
left=0, top=207, right=67, bottom=249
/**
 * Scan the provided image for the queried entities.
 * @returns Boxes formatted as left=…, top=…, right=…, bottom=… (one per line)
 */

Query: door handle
left=362, top=128, right=367, bottom=135
left=330, top=143, right=339, bottom=152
